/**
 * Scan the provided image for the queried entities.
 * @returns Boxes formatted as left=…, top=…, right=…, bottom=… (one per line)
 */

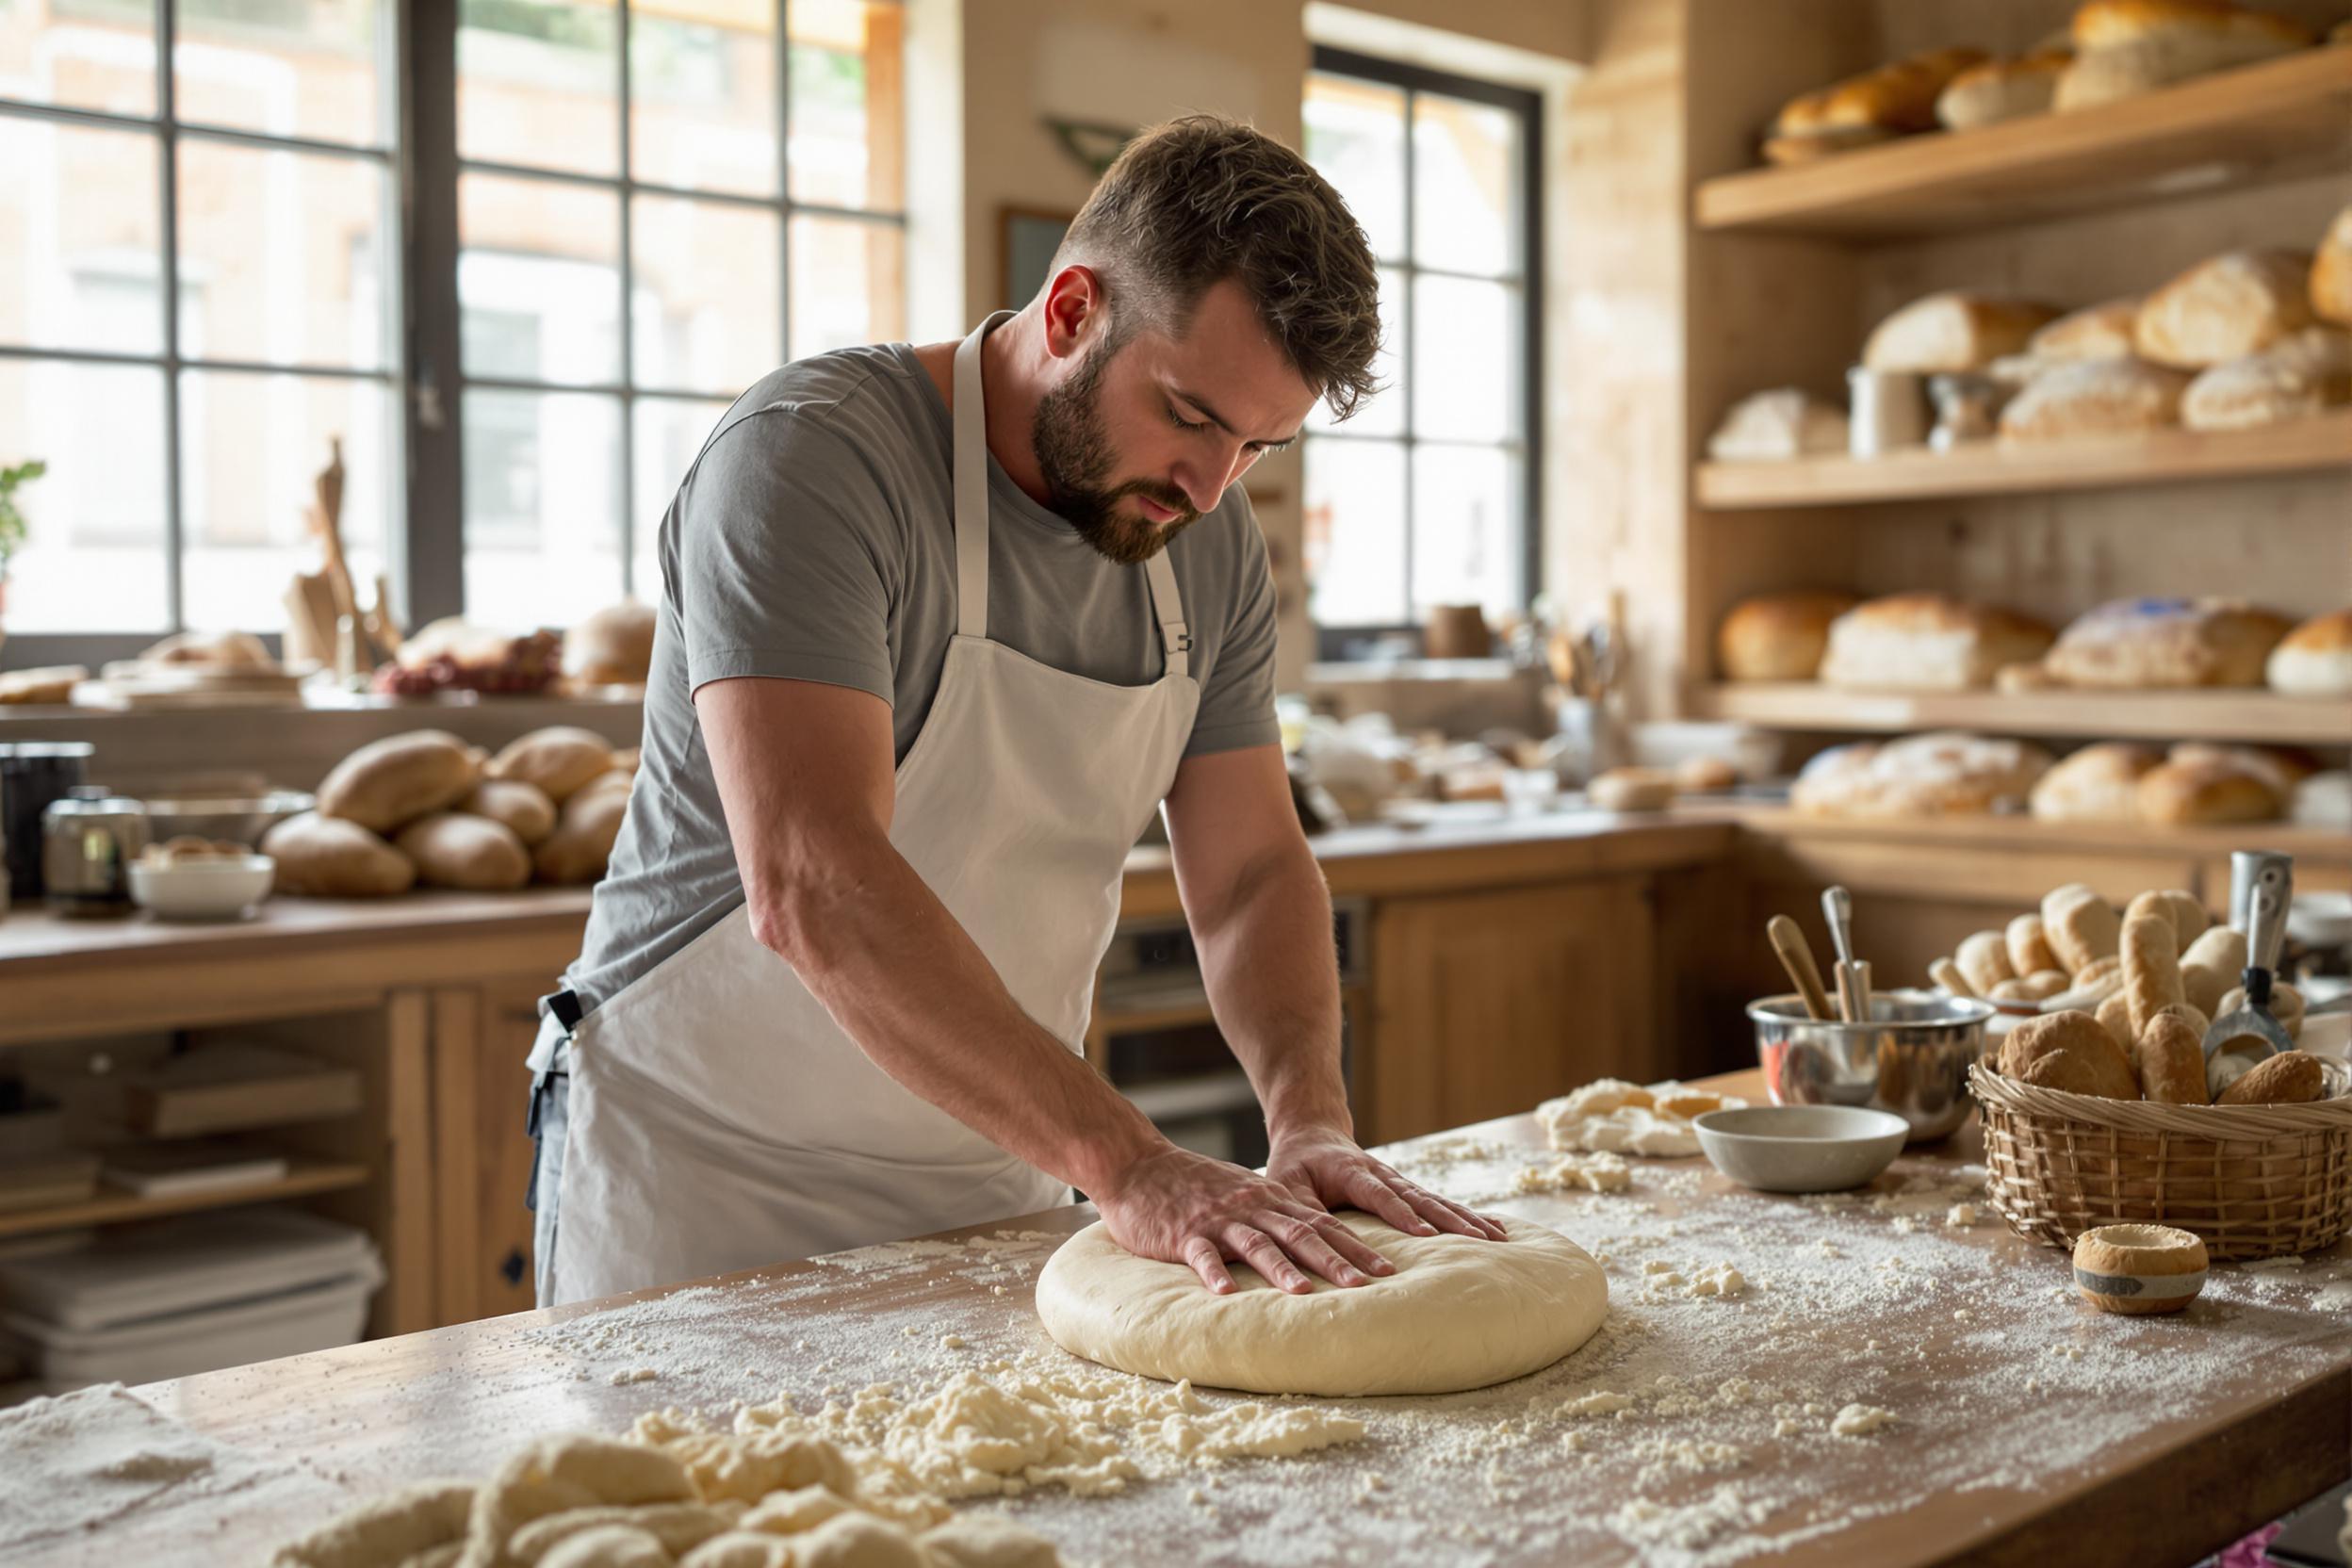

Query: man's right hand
left=1089, top=1143, right=1400, bottom=1296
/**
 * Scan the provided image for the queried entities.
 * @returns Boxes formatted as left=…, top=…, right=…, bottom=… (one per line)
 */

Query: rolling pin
left=1767, top=915, right=1837, bottom=1021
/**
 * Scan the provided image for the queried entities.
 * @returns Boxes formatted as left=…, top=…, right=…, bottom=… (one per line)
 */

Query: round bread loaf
left=534, top=776, right=629, bottom=885
left=489, top=727, right=617, bottom=805
left=1999, top=1009, right=2140, bottom=1100
left=395, top=811, right=531, bottom=892
left=2030, top=742, right=2162, bottom=823
left=2266, top=609, right=2352, bottom=696
left=317, top=731, right=481, bottom=834
left=1821, top=594, right=2056, bottom=693
left=457, top=780, right=558, bottom=847
left=2044, top=598, right=2295, bottom=689
left=263, top=812, right=416, bottom=898
left=2216, top=1050, right=2323, bottom=1105
left=564, top=600, right=657, bottom=688
left=1716, top=592, right=1856, bottom=681
left=2135, top=759, right=2281, bottom=825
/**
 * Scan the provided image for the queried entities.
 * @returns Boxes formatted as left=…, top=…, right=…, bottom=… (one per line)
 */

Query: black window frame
left=1303, top=44, right=1544, bottom=663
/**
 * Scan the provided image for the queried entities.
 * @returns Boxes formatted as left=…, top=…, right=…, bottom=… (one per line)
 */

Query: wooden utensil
left=1821, top=885, right=1870, bottom=1023
left=1767, top=914, right=1836, bottom=1021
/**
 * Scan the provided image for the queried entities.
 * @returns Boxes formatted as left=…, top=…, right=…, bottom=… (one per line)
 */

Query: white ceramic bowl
left=129, top=854, right=275, bottom=920
left=1692, top=1105, right=1910, bottom=1193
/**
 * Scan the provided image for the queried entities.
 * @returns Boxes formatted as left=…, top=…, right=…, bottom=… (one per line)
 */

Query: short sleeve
left=666, top=410, right=901, bottom=703
left=1184, top=501, right=1282, bottom=758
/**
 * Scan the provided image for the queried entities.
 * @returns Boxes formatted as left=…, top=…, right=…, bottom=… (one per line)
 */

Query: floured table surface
left=20, top=1070, right=2352, bottom=1568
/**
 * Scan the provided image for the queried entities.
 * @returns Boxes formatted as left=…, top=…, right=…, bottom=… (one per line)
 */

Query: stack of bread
left=1791, top=731, right=2051, bottom=818
left=261, top=727, right=635, bottom=897
left=1955, top=883, right=2324, bottom=1105
left=1818, top=593, right=2055, bottom=692
left=2030, top=740, right=2322, bottom=825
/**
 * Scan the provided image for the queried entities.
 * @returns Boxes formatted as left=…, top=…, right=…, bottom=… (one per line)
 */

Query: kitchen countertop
left=43, top=1070, right=2352, bottom=1568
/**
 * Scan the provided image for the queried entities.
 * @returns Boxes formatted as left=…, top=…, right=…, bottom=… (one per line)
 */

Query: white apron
left=542, top=318, right=1201, bottom=1306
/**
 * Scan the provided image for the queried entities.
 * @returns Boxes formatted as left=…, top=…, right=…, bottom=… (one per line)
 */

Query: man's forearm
left=1189, top=840, right=1351, bottom=1137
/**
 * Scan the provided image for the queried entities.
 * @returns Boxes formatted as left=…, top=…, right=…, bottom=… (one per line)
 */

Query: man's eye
left=1166, top=405, right=1208, bottom=433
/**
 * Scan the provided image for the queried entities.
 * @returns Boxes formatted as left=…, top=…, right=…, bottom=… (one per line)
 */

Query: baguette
left=2133, top=1010, right=2211, bottom=1104
left=2120, top=911, right=2186, bottom=1036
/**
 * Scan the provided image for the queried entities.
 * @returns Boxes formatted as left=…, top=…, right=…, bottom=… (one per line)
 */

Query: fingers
left=1302, top=1209, right=1396, bottom=1277
left=1361, top=1167, right=1511, bottom=1242
left=1183, top=1234, right=1236, bottom=1295
left=1256, top=1209, right=1374, bottom=1289
left=1226, top=1223, right=1315, bottom=1295
left=1344, top=1168, right=1440, bottom=1237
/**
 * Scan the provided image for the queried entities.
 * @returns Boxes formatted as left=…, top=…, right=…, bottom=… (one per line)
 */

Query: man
left=527, top=116, right=1504, bottom=1310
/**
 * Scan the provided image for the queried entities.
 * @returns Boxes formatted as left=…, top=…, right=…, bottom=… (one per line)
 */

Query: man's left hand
left=1266, top=1124, right=1510, bottom=1243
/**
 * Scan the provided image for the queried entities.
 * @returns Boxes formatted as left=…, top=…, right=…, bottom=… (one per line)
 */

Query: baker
left=527, top=117, right=1505, bottom=1309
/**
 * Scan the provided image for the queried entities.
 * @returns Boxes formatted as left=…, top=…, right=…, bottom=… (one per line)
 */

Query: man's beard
left=1031, top=337, right=1200, bottom=565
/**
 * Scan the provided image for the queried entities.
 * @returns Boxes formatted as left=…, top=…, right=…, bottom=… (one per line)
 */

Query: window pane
left=631, top=194, right=779, bottom=394
left=1412, top=273, right=1516, bottom=443
left=630, top=2, right=776, bottom=197
left=788, top=0, right=903, bottom=210
left=1310, top=264, right=1402, bottom=438
left=1302, top=437, right=1404, bottom=629
left=1303, top=71, right=1403, bottom=263
left=458, top=0, right=618, bottom=178
left=1411, top=444, right=1517, bottom=618
left=788, top=215, right=903, bottom=356
left=0, top=358, right=169, bottom=632
left=0, top=0, right=155, bottom=116
left=0, top=118, right=164, bottom=355
left=462, top=388, right=622, bottom=626
left=460, top=172, right=621, bottom=385
left=173, top=0, right=390, bottom=148
left=1412, top=93, right=1521, bottom=277
left=632, top=396, right=727, bottom=601
left=179, top=369, right=392, bottom=631
left=177, top=139, right=391, bottom=370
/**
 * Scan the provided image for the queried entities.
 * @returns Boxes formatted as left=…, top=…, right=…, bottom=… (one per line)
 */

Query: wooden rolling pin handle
left=1767, top=915, right=1836, bottom=1022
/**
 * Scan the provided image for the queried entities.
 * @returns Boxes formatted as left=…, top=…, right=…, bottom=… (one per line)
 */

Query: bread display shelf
left=1691, top=683, right=2352, bottom=745
left=1696, top=47, right=2352, bottom=239
left=1695, top=410, right=2352, bottom=508
left=0, top=1157, right=368, bottom=1241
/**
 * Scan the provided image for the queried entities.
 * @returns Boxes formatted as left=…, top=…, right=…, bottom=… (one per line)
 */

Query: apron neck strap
left=951, top=320, right=992, bottom=641
left=1142, top=550, right=1190, bottom=681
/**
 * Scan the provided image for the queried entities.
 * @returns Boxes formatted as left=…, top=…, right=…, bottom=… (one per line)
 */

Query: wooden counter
left=40, top=1070, right=2348, bottom=1568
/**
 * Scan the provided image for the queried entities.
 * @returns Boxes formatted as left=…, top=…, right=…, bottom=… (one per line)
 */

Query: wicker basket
left=1970, top=1062, right=2352, bottom=1261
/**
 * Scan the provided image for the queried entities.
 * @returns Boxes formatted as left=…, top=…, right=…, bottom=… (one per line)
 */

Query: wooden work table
left=37, top=1069, right=2346, bottom=1568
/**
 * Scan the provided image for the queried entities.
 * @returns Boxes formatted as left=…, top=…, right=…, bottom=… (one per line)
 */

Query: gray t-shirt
left=564, top=337, right=1281, bottom=1018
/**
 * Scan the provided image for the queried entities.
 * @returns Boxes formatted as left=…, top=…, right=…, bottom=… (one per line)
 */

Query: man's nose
left=1175, top=442, right=1256, bottom=515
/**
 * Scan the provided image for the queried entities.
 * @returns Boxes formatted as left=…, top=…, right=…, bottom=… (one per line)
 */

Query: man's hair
left=1054, top=115, right=1382, bottom=421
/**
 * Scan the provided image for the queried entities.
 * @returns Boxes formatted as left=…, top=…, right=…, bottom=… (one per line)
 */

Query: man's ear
left=1040, top=264, right=1105, bottom=361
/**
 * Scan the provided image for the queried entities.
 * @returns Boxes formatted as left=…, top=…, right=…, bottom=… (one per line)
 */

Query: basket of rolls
left=1936, top=883, right=2351, bottom=1260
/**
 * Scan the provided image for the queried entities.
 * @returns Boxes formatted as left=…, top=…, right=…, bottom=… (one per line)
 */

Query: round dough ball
left=262, top=811, right=416, bottom=898
left=459, top=779, right=559, bottom=846
left=317, top=729, right=481, bottom=833
left=490, top=726, right=617, bottom=804
left=1035, top=1213, right=1606, bottom=1396
left=395, top=811, right=531, bottom=891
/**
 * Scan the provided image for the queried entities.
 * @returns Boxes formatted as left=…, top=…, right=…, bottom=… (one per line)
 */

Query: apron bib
left=547, top=318, right=1200, bottom=1305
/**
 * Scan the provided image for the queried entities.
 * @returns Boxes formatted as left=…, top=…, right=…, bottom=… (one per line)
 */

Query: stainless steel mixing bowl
left=1749, top=988, right=1996, bottom=1143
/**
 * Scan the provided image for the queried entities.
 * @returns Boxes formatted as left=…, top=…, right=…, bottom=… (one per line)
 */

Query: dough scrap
left=1514, top=1152, right=1634, bottom=1194
left=1831, top=1404, right=1897, bottom=1437
left=270, top=1482, right=474, bottom=1568
left=1035, top=1212, right=1607, bottom=1396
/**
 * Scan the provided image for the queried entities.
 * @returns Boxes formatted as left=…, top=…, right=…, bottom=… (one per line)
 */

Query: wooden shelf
left=1695, top=48, right=2352, bottom=239
left=1696, top=411, right=2352, bottom=508
left=0, top=1158, right=369, bottom=1240
left=1690, top=683, right=2352, bottom=745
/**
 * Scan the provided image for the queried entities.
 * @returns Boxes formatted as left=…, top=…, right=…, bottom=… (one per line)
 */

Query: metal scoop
left=2204, top=854, right=2295, bottom=1099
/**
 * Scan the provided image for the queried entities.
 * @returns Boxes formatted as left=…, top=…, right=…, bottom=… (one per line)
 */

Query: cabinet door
left=429, top=977, right=545, bottom=1324
left=1367, top=878, right=1654, bottom=1145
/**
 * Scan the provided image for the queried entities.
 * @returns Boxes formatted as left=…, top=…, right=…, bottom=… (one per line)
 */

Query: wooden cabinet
left=427, top=977, right=547, bottom=1327
left=1366, top=877, right=1655, bottom=1144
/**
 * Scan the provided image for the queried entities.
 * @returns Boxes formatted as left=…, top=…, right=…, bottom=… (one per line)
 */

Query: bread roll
left=1717, top=592, right=1858, bottom=681
left=533, top=778, right=629, bottom=885
left=2135, top=250, right=2315, bottom=368
left=2043, top=598, right=2294, bottom=689
left=2006, top=913, right=2061, bottom=977
left=2133, top=1011, right=2211, bottom=1104
left=2124, top=889, right=2206, bottom=944
left=2168, top=742, right=2318, bottom=796
left=1989, top=977, right=2035, bottom=1002
left=0, top=665, right=88, bottom=705
left=1997, top=357, right=2189, bottom=439
left=2027, top=298, right=2140, bottom=360
left=2315, top=204, right=2352, bottom=326
left=489, top=727, right=618, bottom=805
left=263, top=812, right=416, bottom=898
left=317, top=731, right=482, bottom=835
left=2266, top=609, right=2352, bottom=695
left=2182, top=325, right=2352, bottom=429
left=564, top=600, right=658, bottom=688
left=1936, top=46, right=2072, bottom=128
left=458, top=780, right=558, bottom=847
left=1588, top=768, right=1675, bottom=812
left=1930, top=956, right=1978, bottom=998
left=2120, top=911, right=2185, bottom=1035
left=2135, top=759, right=2281, bottom=825
left=2029, top=742, right=2163, bottom=822
left=2215, top=982, right=2304, bottom=1040
left=2096, top=989, right=2137, bottom=1050
left=141, top=629, right=274, bottom=669
left=1820, top=594, right=2056, bottom=692
left=1674, top=755, right=1740, bottom=792
left=1770, top=46, right=1990, bottom=160
left=2074, top=954, right=2125, bottom=988
left=2292, top=770, right=2352, bottom=831
left=2058, top=1, right=2312, bottom=110
left=1789, top=731, right=2052, bottom=818
left=2000, top=1009, right=2141, bottom=1099
left=1706, top=391, right=1848, bottom=462
left=1864, top=293, right=2062, bottom=373
left=2048, top=966, right=2127, bottom=1013
left=1956, top=930, right=2017, bottom=995
left=2217, top=1051, right=2323, bottom=1105
left=395, top=812, right=531, bottom=892
left=2042, top=883, right=2120, bottom=974
left=2180, top=925, right=2247, bottom=1016
left=2017, top=969, right=2069, bottom=1001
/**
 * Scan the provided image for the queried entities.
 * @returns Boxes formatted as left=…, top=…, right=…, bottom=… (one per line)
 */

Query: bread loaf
left=2096, top=989, right=2137, bottom=1051
left=2135, top=250, right=2315, bottom=368
left=488, top=727, right=618, bottom=805
left=533, top=776, right=629, bottom=885
left=2315, top=204, right=2352, bottom=326
left=1717, top=592, right=1857, bottom=681
left=263, top=812, right=416, bottom=898
left=2043, top=597, right=2295, bottom=688
left=1864, top=293, right=2062, bottom=373
left=1929, top=956, right=1977, bottom=998
left=394, top=812, right=532, bottom=892
left=141, top=629, right=274, bottom=669
left=2215, top=982, right=2304, bottom=1040
left=0, top=665, right=88, bottom=705
left=564, top=600, right=658, bottom=688
left=317, top=731, right=481, bottom=835
left=1820, top=593, right=2056, bottom=692
left=2182, top=326, right=2352, bottom=429
left=2133, top=1010, right=2211, bottom=1104
left=1956, top=930, right=2017, bottom=995
left=1936, top=46, right=2072, bottom=128
left=1997, top=357, right=2189, bottom=438
left=2266, top=609, right=2352, bottom=695
left=2167, top=742, right=2318, bottom=796
left=2029, top=742, right=2162, bottom=822
left=2134, top=759, right=2281, bottom=824
left=2042, top=883, right=2120, bottom=974
left=1706, top=390, right=1848, bottom=462
left=1674, top=755, right=1740, bottom=792
left=2216, top=1051, right=2323, bottom=1105
left=2057, top=0, right=2312, bottom=110
left=2180, top=925, right=2246, bottom=1016
left=2120, top=911, right=2185, bottom=1035
left=2006, top=913, right=2061, bottom=977
left=1769, top=47, right=1990, bottom=163
left=1588, top=768, right=1675, bottom=812
left=1790, top=731, right=2052, bottom=818
left=2027, top=298, right=2141, bottom=360
left=2292, top=770, right=2352, bottom=830
left=458, top=780, right=558, bottom=846
left=2124, top=889, right=2206, bottom=944
left=2000, top=1009, right=2140, bottom=1099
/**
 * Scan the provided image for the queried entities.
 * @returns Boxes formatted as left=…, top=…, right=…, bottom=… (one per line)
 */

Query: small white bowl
left=1693, top=1105, right=1909, bottom=1193
left=129, top=854, right=275, bottom=921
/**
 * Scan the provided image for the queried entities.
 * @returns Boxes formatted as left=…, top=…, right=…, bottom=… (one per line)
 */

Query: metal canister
left=1847, top=367, right=1929, bottom=457
left=1, top=742, right=94, bottom=903
left=41, top=788, right=149, bottom=917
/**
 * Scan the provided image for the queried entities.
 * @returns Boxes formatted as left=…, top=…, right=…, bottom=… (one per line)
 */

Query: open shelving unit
left=0, top=1158, right=369, bottom=1242
left=1691, top=684, right=2352, bottom=746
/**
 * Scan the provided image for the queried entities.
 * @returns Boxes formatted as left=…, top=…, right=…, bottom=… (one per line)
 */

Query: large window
left=0, top=0, right=906, bottom=654
left=1300, top=47, right=1540, bottom=653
